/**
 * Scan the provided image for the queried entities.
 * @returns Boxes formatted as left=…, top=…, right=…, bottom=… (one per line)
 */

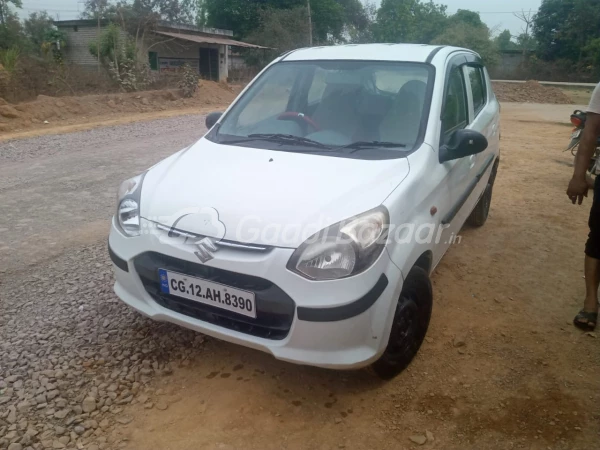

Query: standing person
left=567, top=82, right=600, bottom=330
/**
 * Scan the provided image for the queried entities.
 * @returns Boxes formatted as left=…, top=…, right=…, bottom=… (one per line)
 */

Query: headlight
left=287, top=206, right=389, bottom=281
left=116, top=173, right=145, bottom=237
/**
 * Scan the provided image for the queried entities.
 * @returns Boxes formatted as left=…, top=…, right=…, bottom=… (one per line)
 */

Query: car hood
left=141, top=138, right=410, bottom=248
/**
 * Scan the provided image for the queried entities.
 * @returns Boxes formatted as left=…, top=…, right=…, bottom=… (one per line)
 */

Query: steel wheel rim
left=385, top=291, right=420, bottom=360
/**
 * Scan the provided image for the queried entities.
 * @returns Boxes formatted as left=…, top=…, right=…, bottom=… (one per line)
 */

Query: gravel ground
left=0, top=242, right=207, bottom=450
left=0, top=114, right=210, bottom=450
left=0, top=114, right=208, bottom=272
left=0, top=115, right=204, bottom=163
left=1, top=104, right=599, bottom=450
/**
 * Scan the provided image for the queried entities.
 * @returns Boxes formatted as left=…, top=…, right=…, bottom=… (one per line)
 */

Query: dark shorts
left=586, top=176, right=600, bottom=259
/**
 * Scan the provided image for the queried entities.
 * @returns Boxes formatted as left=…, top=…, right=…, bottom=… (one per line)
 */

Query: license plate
left=158, top=269, right=257, bottom=318
left=572, top=129, right=582, bottom=138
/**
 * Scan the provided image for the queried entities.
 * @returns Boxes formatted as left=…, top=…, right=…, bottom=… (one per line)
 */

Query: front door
left=199, top=48, right=219, bottom=81
left=432, top=62, right=472, bottom=265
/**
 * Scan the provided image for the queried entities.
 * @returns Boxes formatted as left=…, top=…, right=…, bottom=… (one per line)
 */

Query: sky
left=18, top=0, right=543, bottom=37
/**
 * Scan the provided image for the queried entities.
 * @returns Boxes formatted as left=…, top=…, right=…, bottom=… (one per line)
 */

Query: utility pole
left=307, top=0, right=313, bottom=46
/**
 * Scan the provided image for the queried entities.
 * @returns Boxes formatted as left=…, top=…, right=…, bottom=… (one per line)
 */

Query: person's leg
left=575, top=177, right=600, bottom=329
left=583, top=255, right=600, bottom=312
left=575, top=256, right=600, bottom=329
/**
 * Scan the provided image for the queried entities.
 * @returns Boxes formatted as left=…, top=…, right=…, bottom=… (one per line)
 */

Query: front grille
left=154, top=223, right=271, bottom=252
left=134, top=252, right=295, bottom=340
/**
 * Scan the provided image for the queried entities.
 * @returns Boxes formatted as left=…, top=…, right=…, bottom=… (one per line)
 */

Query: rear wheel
left=370, top=267, right=432, bottom=380
left=468, top=162, right=498, bottom=227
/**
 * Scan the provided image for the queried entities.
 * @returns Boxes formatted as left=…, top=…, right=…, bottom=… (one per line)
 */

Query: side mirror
left=205, top=111, right=223, bottom=129
left=439, top=129, right=488, bottom=163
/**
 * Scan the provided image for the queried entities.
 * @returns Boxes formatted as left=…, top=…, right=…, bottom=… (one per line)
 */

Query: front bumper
left=108, top=218, right=404, bottom=369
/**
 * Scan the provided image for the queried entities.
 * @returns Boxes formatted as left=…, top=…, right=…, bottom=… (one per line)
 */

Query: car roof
left=281, top=44, right=474, bottom=64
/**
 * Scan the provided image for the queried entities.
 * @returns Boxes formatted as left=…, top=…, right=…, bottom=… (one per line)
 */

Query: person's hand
left=567, top=176, right=589, bottom=204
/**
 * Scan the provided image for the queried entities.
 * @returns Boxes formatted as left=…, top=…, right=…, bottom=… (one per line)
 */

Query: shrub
left=89, top=23, right=149, bottom=92
left=179, top=64, right=199, bottom=98
left=0, top=46, right=20, bottom=76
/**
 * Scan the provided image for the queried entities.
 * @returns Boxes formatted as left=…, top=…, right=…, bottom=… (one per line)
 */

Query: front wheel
left=370, top=267, right=432, bottom=380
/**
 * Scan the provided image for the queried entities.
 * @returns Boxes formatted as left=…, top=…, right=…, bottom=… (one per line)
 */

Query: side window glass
left=467, top=66, right=486, bottom=117
left=441, top=66, right=468, bottom=141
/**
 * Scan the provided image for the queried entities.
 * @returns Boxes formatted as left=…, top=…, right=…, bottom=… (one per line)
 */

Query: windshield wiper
left=248, top=134, right=334, bottom=150
left=225, top=133, right=334, bottom=150
left=340, top=141, right=407, bottom=153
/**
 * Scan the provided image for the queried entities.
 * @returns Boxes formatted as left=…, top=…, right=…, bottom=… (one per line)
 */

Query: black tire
left=467, top=183, right=493, bottom=227
left=370, top=267, right=432, bottom=380
left=467, top=162, right=498, bottom=227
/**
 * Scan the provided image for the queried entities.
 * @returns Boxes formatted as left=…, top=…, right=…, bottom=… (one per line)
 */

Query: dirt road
left=1, top=104, right=599, bottom=450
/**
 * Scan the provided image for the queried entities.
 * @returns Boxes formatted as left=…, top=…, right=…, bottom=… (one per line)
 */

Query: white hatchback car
left=109, top=44, right=500, bottom=379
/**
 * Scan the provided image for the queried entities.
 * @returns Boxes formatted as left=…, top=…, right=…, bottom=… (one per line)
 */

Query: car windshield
left=210, top=60, right=433, bottom=157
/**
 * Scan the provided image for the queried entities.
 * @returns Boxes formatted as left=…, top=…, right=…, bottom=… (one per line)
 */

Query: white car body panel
left=109, top=217, right=403, bottom=368
left=284, top=43, right=440, bottom=62
left=109, top=44, right=501, bottom=370
left=141, top=139, right=410, bottom=248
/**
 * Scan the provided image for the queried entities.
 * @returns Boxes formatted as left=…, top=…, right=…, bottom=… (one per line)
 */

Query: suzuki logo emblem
left=194, top=236, right=218, bottom=263
left=160, top=207, right=226, bottom=264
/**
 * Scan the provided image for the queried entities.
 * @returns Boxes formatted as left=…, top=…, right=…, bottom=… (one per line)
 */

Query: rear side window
left=441, top=66, right=468, bottom=141
left=466, top=66, right=487, bottom=117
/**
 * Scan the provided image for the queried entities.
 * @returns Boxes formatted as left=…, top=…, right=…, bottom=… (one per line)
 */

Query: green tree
left=533, top=0, right=600, bottom=62
left=495, top=29, right=518, bottom=51
left=80, top=0, right=112, bottom=19
left=24, top=12, right=58, bottom=51
left=583, top=37, right=600, bottom=69
left=24, top=11, right=54, bottom=49
left=0, top=0, right=25, bottom=51
left=195, top=0, right=207, bottom=26
left=201, top=0, right=297, bottom=39
left=348, top=0, right=377, bottom=44
left=338, top=0, right=369, bottom=29
left=310, top=0, right=344, bottom=42
left=516, top=32, right=537, bottom=51
left=81, top=0, right=197, bottom=55
left=23, top=12, right=67, bottom=61
left=82, top=0, right=195, bottom=24
left=201, top=0, right=366, bottom=43
left=374, top=0, right=448, bottom=44
left=448, top=9, right=486, bottom=29
left=0, top=0, right=22, bottom=26
left=245, top=6, right=310, bottom=66
left=433, top=22, right=499, bottom=67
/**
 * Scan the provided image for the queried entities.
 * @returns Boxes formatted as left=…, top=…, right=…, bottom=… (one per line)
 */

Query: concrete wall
left=145, top=35, right=228, bottom=81
left=59, top=24, right=104, bottom=66
left=489, top=51, right=526, bottom=80
left=230, top=53, right=246, bottom=69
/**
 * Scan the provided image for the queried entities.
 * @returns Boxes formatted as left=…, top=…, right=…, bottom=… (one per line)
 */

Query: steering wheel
left=277, top=112, right=321, bottom=131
